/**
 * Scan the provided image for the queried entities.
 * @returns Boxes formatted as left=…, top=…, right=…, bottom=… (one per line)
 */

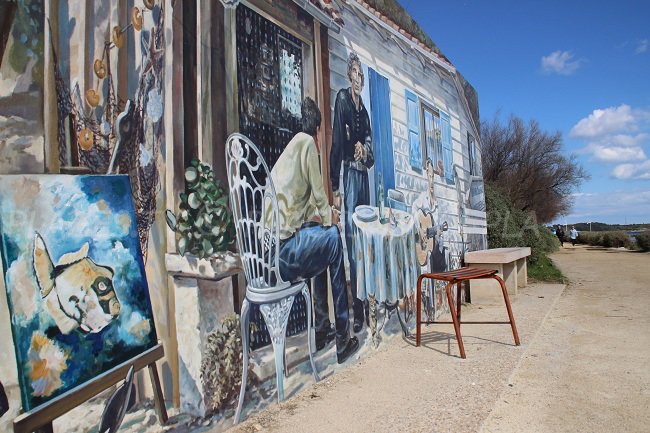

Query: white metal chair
left=226, top=133, right=320, bottom=425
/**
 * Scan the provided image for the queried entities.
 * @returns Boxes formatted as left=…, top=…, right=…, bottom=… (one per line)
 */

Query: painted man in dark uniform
left=330, top=51, right=374, bottom=333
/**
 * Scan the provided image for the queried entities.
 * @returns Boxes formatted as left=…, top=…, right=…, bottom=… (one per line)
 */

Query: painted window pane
left=370, top=68, right=395, bottom=194
left=468, top=132, right=478, bottom=176
left=405, top=90, right=422, bottom=170
left=421, top=104, right=441, bottom=169
left=441, top=112, right=454, bottom=184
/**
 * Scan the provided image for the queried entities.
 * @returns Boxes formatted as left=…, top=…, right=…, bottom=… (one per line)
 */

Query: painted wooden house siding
left=327, top=1, right=487, bottom=272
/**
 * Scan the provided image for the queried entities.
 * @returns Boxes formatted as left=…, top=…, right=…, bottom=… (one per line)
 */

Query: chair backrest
left=387, top=188, right=408, bottom=212
left=225, top=133, right=288, bottom=292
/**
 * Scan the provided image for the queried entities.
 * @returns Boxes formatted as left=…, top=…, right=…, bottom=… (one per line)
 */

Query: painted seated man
left=269, top=97, right=359, bottom=363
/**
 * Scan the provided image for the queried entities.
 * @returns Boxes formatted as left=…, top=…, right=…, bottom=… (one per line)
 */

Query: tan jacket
left=268, top=132, right=332, bottom=240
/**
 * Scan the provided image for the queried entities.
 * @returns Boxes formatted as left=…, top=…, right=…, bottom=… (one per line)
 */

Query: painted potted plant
left=165, top=158, right=235, bottom=258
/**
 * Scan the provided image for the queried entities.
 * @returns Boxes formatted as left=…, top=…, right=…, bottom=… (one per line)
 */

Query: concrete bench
left=464, top=247, right=531, bottom=296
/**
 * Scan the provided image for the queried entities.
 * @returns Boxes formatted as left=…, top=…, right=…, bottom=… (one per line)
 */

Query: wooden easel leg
left=148, top=362, right=168, bottom=424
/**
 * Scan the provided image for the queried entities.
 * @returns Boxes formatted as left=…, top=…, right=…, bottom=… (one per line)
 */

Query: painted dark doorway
left=235, top=5, right=312, bottom=350
left=236, top=5, right=305, bottom=170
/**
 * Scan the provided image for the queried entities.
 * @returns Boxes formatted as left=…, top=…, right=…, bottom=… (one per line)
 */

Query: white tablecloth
left=352, top=207, right=419, bottom=302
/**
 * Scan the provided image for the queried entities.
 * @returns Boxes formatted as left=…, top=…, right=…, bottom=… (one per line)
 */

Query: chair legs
left=259, top=296, right=295, bottom=404
left=234, top=298, right=251, bottom=425
left=302, top=285, right=321, bottom=383
left=493, top=274, right=520, bottom=346
left=415, top=273, right=520, bottom=360
left=234, top=289, right=321, bottom=425
left=445, top=282, right=466, bottom=359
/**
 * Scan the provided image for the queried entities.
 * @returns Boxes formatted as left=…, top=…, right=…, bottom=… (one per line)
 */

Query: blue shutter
left=440, top=111, right=454, bottom=184
left=369, top=68, right=395, bottom=196
left=405, top=90, right=422, bottom=170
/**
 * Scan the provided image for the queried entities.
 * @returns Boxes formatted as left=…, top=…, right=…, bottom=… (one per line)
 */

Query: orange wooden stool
left=416, top=267, right=520, bottom=358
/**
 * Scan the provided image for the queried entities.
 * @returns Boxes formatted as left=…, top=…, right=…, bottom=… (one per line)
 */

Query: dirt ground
left=224, top=245, right=650, bottom=433
left=22, top=245, right=650, bottom=432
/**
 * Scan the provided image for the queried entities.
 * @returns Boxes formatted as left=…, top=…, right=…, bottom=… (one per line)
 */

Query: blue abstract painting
left=0, top=175, right=157, bottom=411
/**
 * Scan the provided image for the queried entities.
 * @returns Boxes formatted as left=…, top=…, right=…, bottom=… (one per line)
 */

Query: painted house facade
left=0, top=0, right=487, bottom=429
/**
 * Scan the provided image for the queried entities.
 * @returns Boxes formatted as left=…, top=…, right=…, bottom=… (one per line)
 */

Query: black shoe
left=353, top=318, right=364, bottom=333
left=337, top=336, right=359, bottom=364
left=315, top=326, right=336, bottom=351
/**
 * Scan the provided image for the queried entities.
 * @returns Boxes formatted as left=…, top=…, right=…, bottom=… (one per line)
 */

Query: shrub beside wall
left=485, top=183, right=558, bottom=264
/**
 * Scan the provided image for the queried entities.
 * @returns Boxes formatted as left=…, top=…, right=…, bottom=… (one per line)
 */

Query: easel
left=13, top=343, right=168, bottom=433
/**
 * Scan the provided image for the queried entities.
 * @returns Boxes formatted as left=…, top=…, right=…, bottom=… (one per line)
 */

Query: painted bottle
left=378, top=171, right=386, bottom=223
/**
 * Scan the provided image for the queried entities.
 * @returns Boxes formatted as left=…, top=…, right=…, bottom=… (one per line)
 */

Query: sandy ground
left=13, top=245, right=649, bottom=432
left=225, top=245, right=650, bottom=433
left=481, top=245, right=650, bottom=433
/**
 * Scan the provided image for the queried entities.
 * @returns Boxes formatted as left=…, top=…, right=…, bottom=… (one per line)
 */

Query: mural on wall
left=0, top=174, right=158, bottom=411
left=0, top=0, right=45, bottom=174
left=51, top=1, right=165, bottom=257
left=265, top=96, right=360, bottom=363
left=329, top=51, right=374, bottom=332
left=236, top=5, right=304, bottom=170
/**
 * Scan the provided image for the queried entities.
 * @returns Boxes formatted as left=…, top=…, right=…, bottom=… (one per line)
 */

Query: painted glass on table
left=0, top=174, right=157, bottom=411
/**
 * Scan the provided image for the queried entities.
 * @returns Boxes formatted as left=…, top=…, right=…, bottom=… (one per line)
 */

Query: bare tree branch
left=481, top=114, right=590, bottom=223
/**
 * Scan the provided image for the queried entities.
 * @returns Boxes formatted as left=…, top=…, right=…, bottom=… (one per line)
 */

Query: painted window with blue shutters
left=440, top=111, right=454, bottom=184
left=369, top=68, right=395, bottom=199
left=405, top=90, right=422, bottom=171
left=421, top=103, right=441, bottom=168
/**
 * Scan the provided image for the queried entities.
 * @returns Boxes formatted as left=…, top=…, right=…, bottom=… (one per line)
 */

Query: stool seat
left=416, top=266, right=520, bottom=358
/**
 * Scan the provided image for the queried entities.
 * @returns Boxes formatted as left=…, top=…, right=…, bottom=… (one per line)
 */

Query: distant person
left=570, top=226, right=579, bottom=246
left=556, top=225, right=565, bottom=247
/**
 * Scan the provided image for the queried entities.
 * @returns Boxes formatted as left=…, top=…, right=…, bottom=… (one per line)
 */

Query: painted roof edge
left=348, top=0, right=481, bottom=132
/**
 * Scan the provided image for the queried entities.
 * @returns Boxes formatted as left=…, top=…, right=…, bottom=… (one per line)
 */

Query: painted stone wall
left=0, top=2, right=174, bottom=428
left=0, top=0, right=45, bottom=174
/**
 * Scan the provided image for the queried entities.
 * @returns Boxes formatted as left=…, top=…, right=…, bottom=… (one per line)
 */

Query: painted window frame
left=439, top=110, right=454, bottom=184
left=468, top=131, right=479, bottom=176
left=420, top=101, right=442, bottom=168
left=405, top=89, right=422, bottom=171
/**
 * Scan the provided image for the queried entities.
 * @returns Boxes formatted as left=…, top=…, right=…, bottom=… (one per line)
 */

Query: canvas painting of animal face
left=0, top=175, right=157, bottom=411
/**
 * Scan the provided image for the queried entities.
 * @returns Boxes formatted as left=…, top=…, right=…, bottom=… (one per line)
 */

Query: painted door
left=368, top=68, right=394, bottom=204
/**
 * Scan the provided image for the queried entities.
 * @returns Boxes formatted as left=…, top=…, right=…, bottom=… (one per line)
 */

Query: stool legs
left=416, top=274, right=425, bottom=346
left=493, top=274, right=520, bottom=346
left=445, top=281, right=466, bottom=359
left=456, top=282, right=462, bottom=323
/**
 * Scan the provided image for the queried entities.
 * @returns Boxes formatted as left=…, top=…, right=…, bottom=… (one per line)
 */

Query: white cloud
left=570, top=105, right=637, bottom=138
left=606, top=133, right=650, bottom=147
left=572, top=106, right=650, bottom=178
left=636, top=39, right=648, bottom=54
left=541, top=50, right=582, bottom=75
left=562, top=189, right=650, bottom=224
left=586, top=144, right=646, bottom=163
left=612, top=160, right=650, bottom=180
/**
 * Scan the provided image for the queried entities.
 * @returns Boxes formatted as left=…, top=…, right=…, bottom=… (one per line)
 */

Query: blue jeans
left=279, top=223, right=351, bottom=353
left=343, top=165, right=369, bottom=322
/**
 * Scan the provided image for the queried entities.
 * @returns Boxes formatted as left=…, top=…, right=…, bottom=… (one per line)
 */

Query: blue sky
left=403, top=0, right=650, bottom=225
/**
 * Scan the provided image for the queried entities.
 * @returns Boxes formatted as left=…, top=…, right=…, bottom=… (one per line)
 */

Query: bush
left=166, top=159, right=235, bottom=258
left=635, top=233, right=650, bottom=251
left=485, top=183, right=558, bottom=265
left=576, top=231, right=632, bottom=249
left=576, top=231, right=600, bottom=246
left=201, top=314, right=257, bottom=415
